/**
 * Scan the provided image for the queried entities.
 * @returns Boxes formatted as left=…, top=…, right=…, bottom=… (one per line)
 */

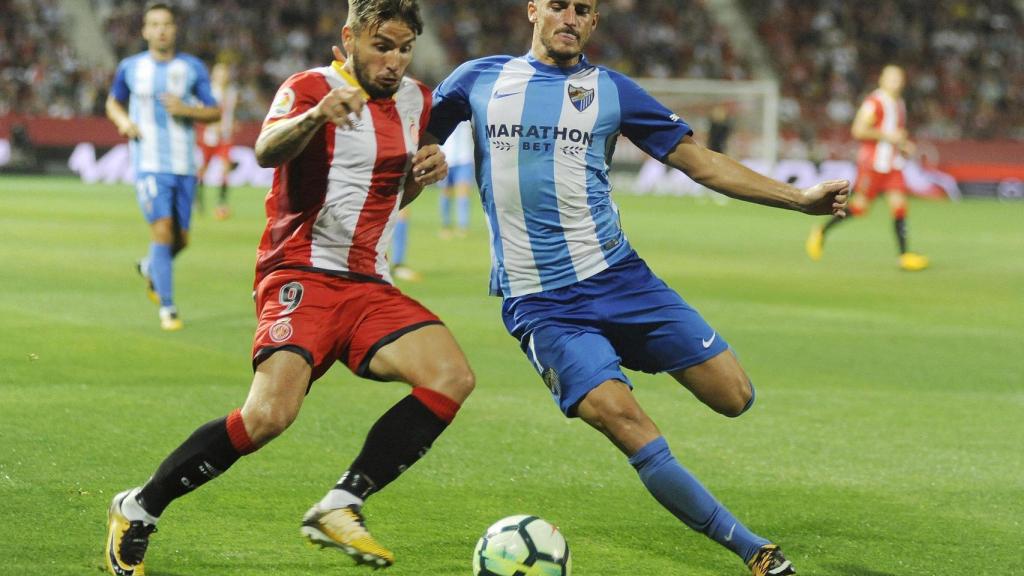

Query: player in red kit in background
left=196, top=62, right=238, bottom=220
left=806, top=64, right=929, bottom=271
left=104, top=1, right=475, bottom=574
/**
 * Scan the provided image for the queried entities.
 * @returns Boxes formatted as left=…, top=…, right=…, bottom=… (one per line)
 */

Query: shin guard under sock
left=335, top=389, right=460, bottom=500
left=137, top=409, right=254, bottom=516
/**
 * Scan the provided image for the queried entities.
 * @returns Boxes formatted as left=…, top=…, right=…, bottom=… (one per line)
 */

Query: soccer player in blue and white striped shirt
left=427, top=1, right=850, bottom=574
left=106, top=2, right=220, bottom=330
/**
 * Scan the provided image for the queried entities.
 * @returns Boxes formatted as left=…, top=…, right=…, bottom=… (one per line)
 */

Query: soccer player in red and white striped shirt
left=196, top=62, right=239, bottom=220
left=807, top=64, right=929, bottom=271
left=105, top=2, right=474, bottom=573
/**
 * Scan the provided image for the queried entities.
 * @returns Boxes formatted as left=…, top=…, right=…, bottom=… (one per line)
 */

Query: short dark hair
left=347, top=0, right=423, bottom=36
left=144, top=2, right=176, bottom=21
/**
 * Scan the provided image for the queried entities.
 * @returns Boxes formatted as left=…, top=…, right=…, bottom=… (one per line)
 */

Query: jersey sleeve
left=190, top=60, right=218, bottom=107
left=428, top=60, right=482, bottom=143
left=859, top=97, right=879, bottom=120
left=110, top=60, right=130, bottom=104
left=414, top=80, right=432, bottom=141
left=609, top=72, right=692, bottom=161
left=263, top=72, right=329, bottom=127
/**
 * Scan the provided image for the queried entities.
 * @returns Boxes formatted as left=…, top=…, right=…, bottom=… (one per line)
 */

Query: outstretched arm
left=664, top=135, right=849, bottom=217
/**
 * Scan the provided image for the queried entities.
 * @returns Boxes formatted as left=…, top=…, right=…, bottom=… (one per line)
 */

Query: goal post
left=612, top=78, right=780, bottom=171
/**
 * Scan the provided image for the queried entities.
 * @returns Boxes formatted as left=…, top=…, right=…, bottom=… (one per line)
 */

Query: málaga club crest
left=567, top=84, right=594, bottom=112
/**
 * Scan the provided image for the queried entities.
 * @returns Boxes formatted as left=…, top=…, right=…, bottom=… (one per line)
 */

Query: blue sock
left=148, top=242, right=174, bottom=307
left=392, top=219, right=408, bottom=266
left=439, top=195, right=452, bottom=228
left=456, top=196, right=470, bottom=230
left=629, top=436, right=769, bottom=562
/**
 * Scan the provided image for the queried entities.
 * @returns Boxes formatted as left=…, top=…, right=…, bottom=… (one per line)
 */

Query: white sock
left=120, top=487, right=160, bottom=525
left=318, top=488, right=364, bottom=511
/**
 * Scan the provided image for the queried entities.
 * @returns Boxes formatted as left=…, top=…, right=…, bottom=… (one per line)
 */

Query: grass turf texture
left=1, top=175, right=1021, bottom=575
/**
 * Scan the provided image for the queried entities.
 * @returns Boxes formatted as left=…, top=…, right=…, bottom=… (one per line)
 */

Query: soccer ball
left=473, top=515, right=572, bottom=576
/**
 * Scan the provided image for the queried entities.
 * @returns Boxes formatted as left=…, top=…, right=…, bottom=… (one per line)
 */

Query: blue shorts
left=438, top=163, right=474, bottom=188
left=501, top=252, right=730, bottom=416
left=134, top=173, right=198, bottom=230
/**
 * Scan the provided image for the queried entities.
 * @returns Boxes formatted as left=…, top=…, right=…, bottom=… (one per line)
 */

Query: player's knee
left=591, top=397, right=650, bottom=436
left=720, top=378, right=754, bottom=418
left=431, top=362, right=475, bottom=404
left=241, top=404, right=298, bottom=445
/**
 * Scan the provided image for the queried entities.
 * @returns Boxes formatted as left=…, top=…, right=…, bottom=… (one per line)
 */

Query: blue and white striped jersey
left=110, top=52, right=216, bottom=176
left=429, top=54, right=692, bottom=297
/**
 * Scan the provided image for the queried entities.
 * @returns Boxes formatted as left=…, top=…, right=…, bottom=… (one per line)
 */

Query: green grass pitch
left=1, top=175, right=1021, bottom=575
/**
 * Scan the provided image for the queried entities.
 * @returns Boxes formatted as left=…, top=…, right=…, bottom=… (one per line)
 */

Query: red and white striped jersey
left=856, top=89, right=907, bottom=174
left=255, top=61, right=431, bottom=285
left=199, top=83, right=238, bottom=146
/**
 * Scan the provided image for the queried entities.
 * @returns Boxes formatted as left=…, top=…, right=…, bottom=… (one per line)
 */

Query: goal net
left=611, top=78, right=780, bottom=194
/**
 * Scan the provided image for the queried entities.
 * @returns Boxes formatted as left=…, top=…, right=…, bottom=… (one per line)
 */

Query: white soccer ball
left=473, top=515, right=572, bottom=576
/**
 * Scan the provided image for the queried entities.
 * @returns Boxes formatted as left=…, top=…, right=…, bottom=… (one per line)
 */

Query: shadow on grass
left=827, top=562, right=899, bottom=576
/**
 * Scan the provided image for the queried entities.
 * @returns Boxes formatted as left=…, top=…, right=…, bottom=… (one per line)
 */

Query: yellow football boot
left=158, top=308, right=184, bottom=331
left=747, top=544, right=796, bottom=576
left=135, top=261, right=160, bottom=305
left=805, top=226, right=824, bottom=261
left=301, top=504, right=395, bottom=568
left=899, top=252, right=929, bottom=271
left=105, top=490, right=156, bottom=576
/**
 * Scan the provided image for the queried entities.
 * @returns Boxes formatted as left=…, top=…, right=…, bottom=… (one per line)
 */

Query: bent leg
left=147, top=218, right=175, bottom=307
left=135, top=350, right=309, bottom=518
left=577, top=380, right=769, bottom=564
left=885, top=190, right=909, bottom=254
left=576, top=379, right=661, bottom=455
left=369, top=323, right=475, bottom=403
left=326, top=324, right=474, bottom=505
left=669, top=349, right=754, bottom=417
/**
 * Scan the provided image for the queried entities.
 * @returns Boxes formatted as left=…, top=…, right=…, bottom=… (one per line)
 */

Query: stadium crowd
left=747, top=0, right=1024, bottom=140
left=0, top=0, right=105, bottom=117
left=1, top=0, right=1021, bottom=141
left=432, top=0, right=751, bottom=80
left=98, top=0, right=353, bottom=120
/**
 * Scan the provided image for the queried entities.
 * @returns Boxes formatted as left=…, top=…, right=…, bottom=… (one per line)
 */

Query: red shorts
left=252, top=269, right=442, bottom=383
left=854, top=167, right=907, bottom=200
left=199, top=142, right=232, bottom=166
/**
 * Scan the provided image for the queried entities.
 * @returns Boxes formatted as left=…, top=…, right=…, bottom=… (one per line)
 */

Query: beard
left=540, top=30, right=582, bottom=65
left=351, top=50, right=399, bottom=100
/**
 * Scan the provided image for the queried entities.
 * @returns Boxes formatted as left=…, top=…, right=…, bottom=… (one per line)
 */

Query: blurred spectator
left=431, top=0, right=751, bottom=80
left=0, top=0, right=104, bottom=116
left=744, top=0, right=1024, bottom=140
left=95, top=0, right=351, bottom=120
left=3, top=0, right=1019, bottom=142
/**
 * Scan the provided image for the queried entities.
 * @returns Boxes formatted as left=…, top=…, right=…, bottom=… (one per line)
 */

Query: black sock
left=218, top=184, right=229, bottom=205
left=894, top=217, right=908, bottom=254
left=137, top=415, right=246, bottom=516
left=822, top=214, right=845, bottom=237
left=337, top=395, right=450, bottom=499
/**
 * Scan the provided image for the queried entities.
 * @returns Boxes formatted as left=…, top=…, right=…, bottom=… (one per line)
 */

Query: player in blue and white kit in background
left=106, top=2, right=221, bottom=331
left=427, top=1, right=849, bottom=574
left=438, top=120, right=475, bottom=239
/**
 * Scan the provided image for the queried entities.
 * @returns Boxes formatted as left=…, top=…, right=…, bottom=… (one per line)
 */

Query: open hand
left=800, top=179, right=850, bottom=217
